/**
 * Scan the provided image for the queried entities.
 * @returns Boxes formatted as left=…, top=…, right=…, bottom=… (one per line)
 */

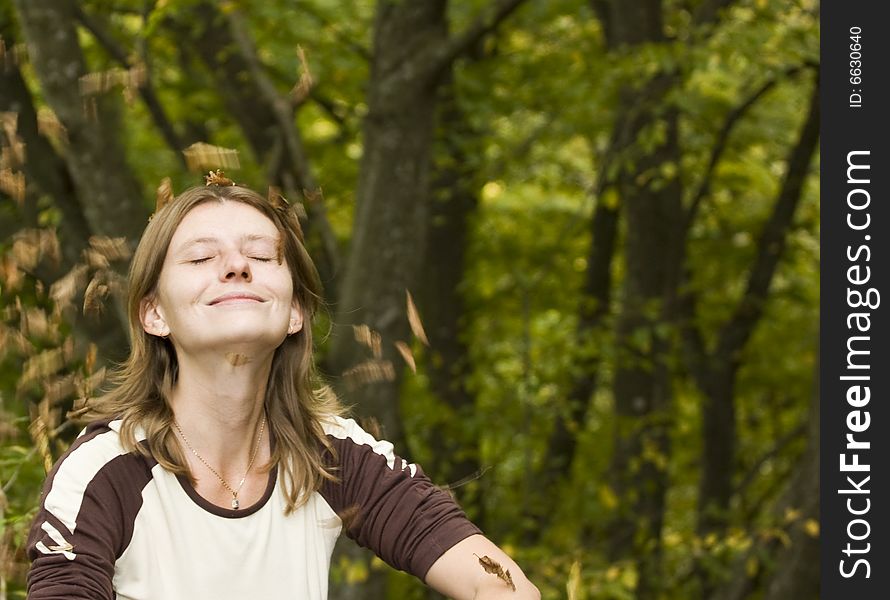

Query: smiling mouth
left=208, top=294, right=265, bottom=306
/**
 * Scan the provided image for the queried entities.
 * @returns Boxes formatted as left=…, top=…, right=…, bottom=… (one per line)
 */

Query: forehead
left=169, top=201, right=279, bottom=248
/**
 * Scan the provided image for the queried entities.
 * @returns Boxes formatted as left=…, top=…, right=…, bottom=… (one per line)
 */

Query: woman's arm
left=425, top=534, right=540, bottom=600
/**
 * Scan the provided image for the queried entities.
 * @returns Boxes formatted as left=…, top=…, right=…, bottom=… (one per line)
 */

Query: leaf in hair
left=405, top=290, right=429, bottom=346
left=474, top=554, right=516, bottom=591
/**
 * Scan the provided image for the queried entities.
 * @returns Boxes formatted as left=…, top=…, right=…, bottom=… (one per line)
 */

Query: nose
left=220, top=251, right=252, bottom=282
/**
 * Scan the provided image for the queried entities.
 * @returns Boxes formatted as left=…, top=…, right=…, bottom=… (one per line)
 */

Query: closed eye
left=250, top=256, right=273, bottom=262
left=189, top=257, right=213, bottom=264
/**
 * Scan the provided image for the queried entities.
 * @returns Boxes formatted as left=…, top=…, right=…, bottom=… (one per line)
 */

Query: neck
left=170, top=348, right=274, bottom=467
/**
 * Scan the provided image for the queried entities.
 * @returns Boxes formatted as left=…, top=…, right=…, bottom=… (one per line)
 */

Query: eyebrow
left=176, top=234, right=278, bottom=252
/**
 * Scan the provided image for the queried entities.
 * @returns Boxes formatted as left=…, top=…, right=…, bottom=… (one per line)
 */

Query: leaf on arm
left=474, top=554, right=516, bottom=591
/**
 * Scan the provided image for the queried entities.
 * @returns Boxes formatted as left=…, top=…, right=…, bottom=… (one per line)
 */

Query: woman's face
left=140, top=201, right=302, bottom=356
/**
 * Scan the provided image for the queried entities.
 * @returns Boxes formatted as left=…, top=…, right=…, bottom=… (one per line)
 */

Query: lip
left=208, top=292, right=266, bottom=306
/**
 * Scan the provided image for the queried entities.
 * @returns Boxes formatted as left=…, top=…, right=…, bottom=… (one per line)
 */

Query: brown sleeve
left=27, top=423, right=153, bottom=599
left=319, top=422, right=481, bottom=580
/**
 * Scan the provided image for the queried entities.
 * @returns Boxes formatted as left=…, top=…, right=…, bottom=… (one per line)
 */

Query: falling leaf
left=50, top=265, right=89, bottom=310
left=29, top=400, right=55, bottom=473
left=83, top=274, right=110, bottom=316
left=183, top=143, right=240, bottom=172
left=0, top=168, right=26, bottom=205
left=78, top=65, right=146, bottom=98
left=405, top=290, right=429, bottom=346
left=342, top=359, right=394, bottom=390
left=352, top=324, right=382, bottom=358
left=473, top=554, right=516, bottom=591
left=84, top=343, right=98, bottom=375
left=156, top=177, right=174, bottom=213
left=566, top=560, right=582, bottom=600
left=290, top=45, right=315, bottom=104
left=225, top=353, right=250, bottom=366
left=41, top=373, right=78, bottom=407
left=18, top=339, right=75, bottom=392
left=393, top=341, right=416, bottom=373
left=37, top=107, right=67, bottom=144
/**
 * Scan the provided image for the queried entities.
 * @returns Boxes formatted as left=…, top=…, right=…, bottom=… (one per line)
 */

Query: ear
left=287, top=300, right=304, bottom=335
left=140, top=296, right=170, bottom=338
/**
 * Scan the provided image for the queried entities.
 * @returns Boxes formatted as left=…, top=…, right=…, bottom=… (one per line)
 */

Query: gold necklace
left=173, top=414, right=266, bottom=510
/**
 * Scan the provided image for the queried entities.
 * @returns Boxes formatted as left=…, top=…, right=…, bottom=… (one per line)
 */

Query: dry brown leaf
left=474, top=554, right=516, bottom=592
left=182, top=142, right=241, bottom=172
left=41, top=373, right=78, bottom=407
left=352, top=324, right=383, bottom=358
left=83, top=273, right=110, bottom=316
left=0, top=168, right=25, bottom=205
left=358, top=416, right=382, bottom=440
left=75, top=367, right=107, bottom=403
left=83, top=248, right=110, bottom=270
left=20, top=306, right=50, bottom=339
left=225, top=353, right=251, bottom=366
left=393, top=341, right=416, bottom=373
left=290, top=45, right=315, bottom=104
left=37, top=107, right=68, bottom=144
left=0, top=323, right=32, bottom=358
left=85, top=343, right=98, bottom=375
left=50, top=264, right=89, bottom=309
left=405, top=290, right=429, bottom=346
left=29, top=399, right=59, bottom=473
left=156, top=177, right=174, bottom=213
left=0, top=254, right=23, bottom=291
left=78, top=65, right=146, bottom=98
left=342, top=359, right=395, bottom=390
left=18, top=339, right=75, bottom=392
left=89, top=236, right=131, bottom=263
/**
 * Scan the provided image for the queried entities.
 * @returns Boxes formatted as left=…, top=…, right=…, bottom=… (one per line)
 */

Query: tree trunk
left=420, top=72, right=483, bottom=520
left=709, top=338, right=819, bottom=600
left=14, top=0, right=147, bottom=363
left=606, top=89, right=684, bottom=600
left=693, top=74, right=820, bottom=538
left=590, top=6, right=684, bottom=599
left=327, top=0, right=450, bottom=449
left=13, top=0, right=147, bottom=242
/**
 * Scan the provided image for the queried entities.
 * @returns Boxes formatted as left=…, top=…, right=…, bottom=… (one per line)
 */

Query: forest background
left=0, top=0, right=819, bottom=598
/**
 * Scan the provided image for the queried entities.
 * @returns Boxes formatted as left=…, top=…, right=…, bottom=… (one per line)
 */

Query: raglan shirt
left=26, top=416, right=480, bottom=599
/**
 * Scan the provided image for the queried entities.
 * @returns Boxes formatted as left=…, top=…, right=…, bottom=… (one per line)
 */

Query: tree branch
left=715, top=74, right=819, bottom=364
left=73, top=4, right=186, bottom=164
left=225, top=10, right=342, bottom=287
left=684, top=65, right=805, bottom=232
left=294, top=3, right=371, bottom=61
left=432, top=0, right=528, bottom=75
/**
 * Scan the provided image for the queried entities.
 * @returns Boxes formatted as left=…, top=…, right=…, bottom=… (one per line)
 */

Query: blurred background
left=0, top=0, right=819, bottom=598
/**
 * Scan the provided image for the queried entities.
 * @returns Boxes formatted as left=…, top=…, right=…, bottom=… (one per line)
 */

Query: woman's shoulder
left=45, top=419, right=154, bottom=500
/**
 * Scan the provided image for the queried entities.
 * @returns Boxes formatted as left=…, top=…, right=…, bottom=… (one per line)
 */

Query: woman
left=26, top=175, right=539, bottom=599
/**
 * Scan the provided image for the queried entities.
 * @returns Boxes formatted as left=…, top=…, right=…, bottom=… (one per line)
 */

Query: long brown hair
left=85, top=183, right=341, bottom=513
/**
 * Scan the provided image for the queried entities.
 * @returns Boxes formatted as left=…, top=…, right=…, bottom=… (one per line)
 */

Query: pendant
left=232, top=497, right=240, bottom=509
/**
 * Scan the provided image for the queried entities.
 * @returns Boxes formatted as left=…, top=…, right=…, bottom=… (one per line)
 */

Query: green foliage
left=1, top=0, right=818, bottom=597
